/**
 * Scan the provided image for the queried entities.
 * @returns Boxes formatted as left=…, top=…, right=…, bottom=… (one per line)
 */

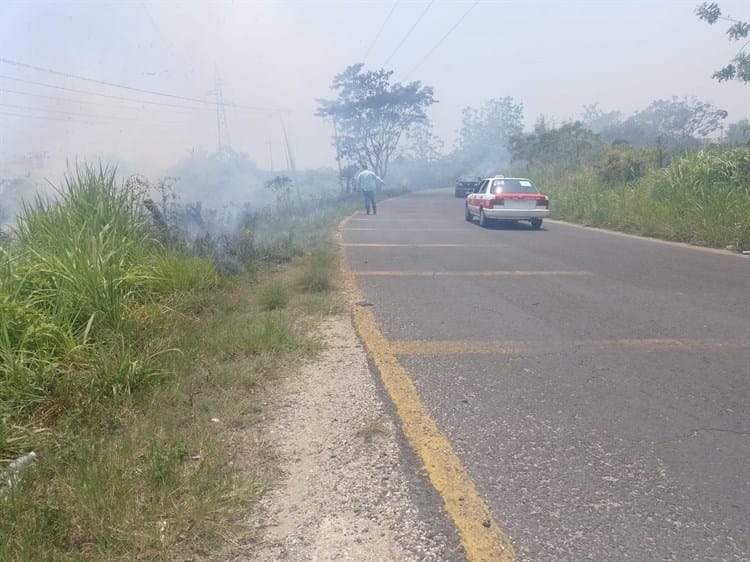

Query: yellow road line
left=346, top=227, right=466, bottom=231
left=347, top=217, right=456, bottom=222
left=580, top=337, right=750, bottom=352
left=392, top=340, right=524, bottom=356
left=337, top=217, right=516, bottom=562
left=389, top=338, right=750, bottom=356
left=353, top=270, right=593, bottom=277
left=341, top=243, right=506, bottom=247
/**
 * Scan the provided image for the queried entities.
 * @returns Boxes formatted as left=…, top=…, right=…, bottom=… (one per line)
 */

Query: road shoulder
left=237, top=314, right=463, bottom=561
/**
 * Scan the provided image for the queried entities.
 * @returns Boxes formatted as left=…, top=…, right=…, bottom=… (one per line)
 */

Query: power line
left=0, top=57, right=219, bottom=106
left=362, top=0, right=401, bottom=63
left=0, top=58, right=281, bottom=112
left=0, top=108, right=81, bottom=124
left=382, top=0, right=435, bottom=67
left=0, top=101, right=182, bottom=126
left=0, top=86, right=195, bottom=114
left=0, top=101, right=104, bottom=120
left=405, top=0, right=480, bottom=78
left=0, top=74, right=204, bottom=111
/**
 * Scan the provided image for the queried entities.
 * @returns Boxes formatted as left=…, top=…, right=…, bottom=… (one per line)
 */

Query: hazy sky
left=1, top=0, right=748, bottom=178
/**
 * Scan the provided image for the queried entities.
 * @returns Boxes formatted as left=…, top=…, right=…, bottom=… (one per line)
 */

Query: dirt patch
left=231, top=314, right=463, bottom=561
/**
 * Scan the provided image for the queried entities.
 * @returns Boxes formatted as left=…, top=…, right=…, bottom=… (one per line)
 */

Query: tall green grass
left=1, top=164, right=348, bottom=560
left=0, top=165, right=217, bottom=457
left=528, top=147, right=750, bottom=249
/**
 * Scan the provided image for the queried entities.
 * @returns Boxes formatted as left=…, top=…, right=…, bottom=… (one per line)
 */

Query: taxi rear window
left=491, top=179, right=538, bottom=194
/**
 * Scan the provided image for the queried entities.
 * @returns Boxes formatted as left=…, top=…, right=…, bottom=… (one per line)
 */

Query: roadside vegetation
left=505, top=124, right=750, bottom=249
left=2, top=44, right=748, bottom=559
left=517, top=145, right=750, bottom=249
left=0, top=164, right=352, bottom=560
left=317, top=62, right=748, bottom=251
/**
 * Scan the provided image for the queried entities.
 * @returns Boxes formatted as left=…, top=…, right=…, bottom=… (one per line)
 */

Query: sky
left=1, top=0, right=748, bottom=180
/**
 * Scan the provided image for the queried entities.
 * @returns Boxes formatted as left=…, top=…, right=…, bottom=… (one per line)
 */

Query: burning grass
left=0, top=163, right=350, bottom=559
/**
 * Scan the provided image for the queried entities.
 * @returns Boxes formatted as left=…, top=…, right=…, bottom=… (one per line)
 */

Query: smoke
left=2, top=0, right=749, bottom=224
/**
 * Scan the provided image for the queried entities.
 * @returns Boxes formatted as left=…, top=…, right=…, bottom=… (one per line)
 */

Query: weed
left=296, top=247, right=337, bottom=293
left=0, top=163, right=349, bottom=560
left=527, top=146, right=750, bottom=249
left=257, top=282, right=290, bottom=311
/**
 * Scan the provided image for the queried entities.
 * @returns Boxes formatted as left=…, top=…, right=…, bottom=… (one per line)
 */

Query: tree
left=403, top=119, right=444, bottom=163
left=600, top=97, right=728, bottom=150
left=316, top=64, right=436, bottom=179
left=339, top=163, right=360, bottom=194
left=696, top=2, right=750, bottom=84
left=264, top=175, right=293, bottom=211
left=511, top=118, right=605, bottom=168
left=581, top=103, right=623, bottom=133
left=724, top=119, right=750, bottom=144
left=455, top=97, right=524, bottom=174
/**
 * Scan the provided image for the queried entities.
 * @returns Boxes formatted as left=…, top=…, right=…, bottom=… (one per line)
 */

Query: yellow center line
left=392, top=340, right=525, bottom=356
left=348, top=217, right=457, bottom=223
left=389, top=338, right=750, bottom=356
left=346, top=227, right=466, bottom=231
left=338, top=216, right=516, bottom=562
left=580, top=337, right=750, bottom=352
left=341, top=243, right=506, bottom=247
left=353, top=270, right=593, bottom=277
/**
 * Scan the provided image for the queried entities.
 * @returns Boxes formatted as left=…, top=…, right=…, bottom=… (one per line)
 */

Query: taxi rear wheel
left=530, top=218, right=543, bottom=230
left=479, top=209, right=489, bottom=227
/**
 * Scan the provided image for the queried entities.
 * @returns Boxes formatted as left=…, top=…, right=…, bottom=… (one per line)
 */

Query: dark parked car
left=454, top=178, right=480, bottom=198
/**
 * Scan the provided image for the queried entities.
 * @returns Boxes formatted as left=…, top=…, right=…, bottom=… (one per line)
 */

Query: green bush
left=0, top=165, right=218, bottom=457
left=257, top=282, right=290, bottom=311
left=525, top=146, right=750, bottom=249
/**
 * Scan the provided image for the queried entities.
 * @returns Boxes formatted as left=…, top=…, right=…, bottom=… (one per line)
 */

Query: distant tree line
left=314, top=59, right=747, bottom=195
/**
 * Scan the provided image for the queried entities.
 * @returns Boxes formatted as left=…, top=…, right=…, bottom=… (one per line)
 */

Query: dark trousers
left=362, top=190, right=376, bottom=214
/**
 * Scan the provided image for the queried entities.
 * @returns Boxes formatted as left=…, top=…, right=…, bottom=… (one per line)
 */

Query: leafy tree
left=696, top=2, right=750, bottom=83
left=581, top=103, right=623, bottom=133
left=511, top=118, right=605, bottom=168
left=455, top=97, right=524, bottom=174
left=403, top=119, right=444, bottom=163
left=385, top=119, right=451, bottom=190
left=264, top=175, right=293, bottom=211
left=600, top=96, right=728, bottom=150
left=316, top=63, right=436, bottom=179
left=594, top=147, right=655, bottom=184
left=724, top=118, right=750, bottom=144
left=339, top=163, right=360, bottom=194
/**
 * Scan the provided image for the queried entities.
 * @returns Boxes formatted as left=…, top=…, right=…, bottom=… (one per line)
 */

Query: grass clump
left=0, top=163, right=348, bottom=560
left=257, top=281, right=290, bottom=310
left=296, top=246, right=338, bottom=293
left=530, top=146, right=750, bottom=249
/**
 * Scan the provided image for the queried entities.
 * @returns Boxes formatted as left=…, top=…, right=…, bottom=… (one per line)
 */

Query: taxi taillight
left=536, top=196, right=549, bottom=208
left=489, top=197, right=504, bottom=209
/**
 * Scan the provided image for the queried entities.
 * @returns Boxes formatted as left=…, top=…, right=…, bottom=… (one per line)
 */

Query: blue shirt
left=356, top=170, right=383, bottom=192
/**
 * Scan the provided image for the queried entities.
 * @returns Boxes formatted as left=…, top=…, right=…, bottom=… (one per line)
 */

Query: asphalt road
left=341, top=188, right=750, bottom=562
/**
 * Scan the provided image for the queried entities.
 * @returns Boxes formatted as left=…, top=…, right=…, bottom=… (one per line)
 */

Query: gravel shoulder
left=238, top=314, right=464, bottom=561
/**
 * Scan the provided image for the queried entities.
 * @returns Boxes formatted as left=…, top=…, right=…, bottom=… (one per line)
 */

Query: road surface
left=341, top=187, right=750, bottom=561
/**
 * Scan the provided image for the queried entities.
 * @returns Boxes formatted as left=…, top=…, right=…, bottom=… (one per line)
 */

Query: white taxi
left=465, top=176, right=549, bottom=229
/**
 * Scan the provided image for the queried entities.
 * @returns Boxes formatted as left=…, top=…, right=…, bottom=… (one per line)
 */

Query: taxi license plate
left=507, top=199, right=535, bottom=209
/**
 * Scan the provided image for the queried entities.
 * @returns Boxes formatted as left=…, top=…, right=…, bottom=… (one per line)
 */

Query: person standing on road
left=355, top=164, right=384, bottom=215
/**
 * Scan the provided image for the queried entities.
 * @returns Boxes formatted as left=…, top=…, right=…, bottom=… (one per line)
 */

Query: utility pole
left=266, top=139, right=274, bottom=171
left=279, top=113, right=300, bottom=203
left=332, top=118, right=344, bottom=192
left=208, top=74, right=231, bottom=154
